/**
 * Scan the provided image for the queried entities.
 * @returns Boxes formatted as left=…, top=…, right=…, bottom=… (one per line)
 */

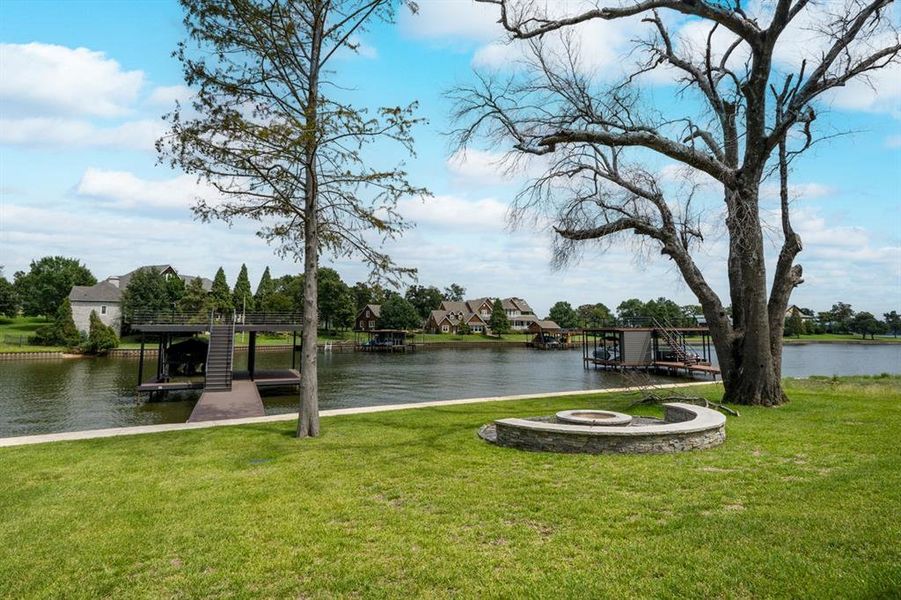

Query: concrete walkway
left=0, top=380, right=720, bottom=448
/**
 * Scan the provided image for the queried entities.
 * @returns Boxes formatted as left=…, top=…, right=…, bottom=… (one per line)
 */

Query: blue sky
left=1, top=0, right=899, bottom=317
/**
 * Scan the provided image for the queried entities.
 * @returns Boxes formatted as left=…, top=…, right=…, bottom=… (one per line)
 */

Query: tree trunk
left=721, top=185, right=787, bottom=406
left=297, top=5, right=323, bottom=439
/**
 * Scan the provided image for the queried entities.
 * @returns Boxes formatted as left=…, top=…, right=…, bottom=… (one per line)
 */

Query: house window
left=369, top=320, right=376, bottom=328
left=441, top=324, right=449, bottom=333
left=101, top=305, right=107, bottom=315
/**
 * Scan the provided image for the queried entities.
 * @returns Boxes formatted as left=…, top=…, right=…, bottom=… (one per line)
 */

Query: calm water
left=0, top=344, right=898, bottom=437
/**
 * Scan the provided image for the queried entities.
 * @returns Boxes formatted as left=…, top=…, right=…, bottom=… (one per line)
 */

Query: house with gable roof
left=424, top=297, right=538, bottom=334
left=68, top=265, right=212, bottom=334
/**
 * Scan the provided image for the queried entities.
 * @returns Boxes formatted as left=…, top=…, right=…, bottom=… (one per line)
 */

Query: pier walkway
left=188, top=380, right=265, bottom=422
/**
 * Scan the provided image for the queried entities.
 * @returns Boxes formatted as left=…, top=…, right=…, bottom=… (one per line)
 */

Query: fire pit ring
left=555, top=409, right=633, bottom=426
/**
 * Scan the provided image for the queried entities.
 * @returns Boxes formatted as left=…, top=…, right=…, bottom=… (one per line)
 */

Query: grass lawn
left=2, top=376, right=899, bottom=597
left=783, top=333, right=901, bottom=343
left=0, top=317, right=66, bottom=352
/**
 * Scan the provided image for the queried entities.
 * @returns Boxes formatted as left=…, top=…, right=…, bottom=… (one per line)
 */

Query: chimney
left=108, top=276, right=120, bottom=288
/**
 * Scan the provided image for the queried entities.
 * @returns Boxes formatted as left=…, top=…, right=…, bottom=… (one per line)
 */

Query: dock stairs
left=652, top=318, right=701, bottom=365
left=205, top=319, right=235, bottom=392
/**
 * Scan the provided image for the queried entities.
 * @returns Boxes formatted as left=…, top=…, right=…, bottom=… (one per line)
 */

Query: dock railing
left=130, top=310, right=302, bottom=327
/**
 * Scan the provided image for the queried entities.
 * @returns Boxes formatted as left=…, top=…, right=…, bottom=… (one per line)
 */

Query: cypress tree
left=254, top=267, right=275, bottom=312
left=178, top=277, right=210, bottom=315
left=209, top=267, right=233, bottom=311
left=232, top=264, right=255, bottom=312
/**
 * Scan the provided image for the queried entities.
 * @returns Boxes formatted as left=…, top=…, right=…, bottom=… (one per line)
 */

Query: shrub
left=85, top=310, right=119, bottom=354
left=31, top=298, right=82, bottom=348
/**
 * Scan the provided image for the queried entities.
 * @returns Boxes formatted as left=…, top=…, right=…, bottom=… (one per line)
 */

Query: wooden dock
left=584, top=357, right=720, bottom=379
left=188, top=380, right=265, bottom=422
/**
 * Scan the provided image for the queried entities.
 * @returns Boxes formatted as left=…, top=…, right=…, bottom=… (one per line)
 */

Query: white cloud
left=399, top=0, right=501, bottom=42
left=0, top=117, right=164, bottom=151
left=74, top=168, right=214, bottom=211
left=446, top=147, right=547, bottom=185
left=145, top=85, right=193, bottom=108
left=0, top=43, right=144, bottom=118
left=760, top=182, right=836, bottom=202
left=398, top=194, right=509, bottom=232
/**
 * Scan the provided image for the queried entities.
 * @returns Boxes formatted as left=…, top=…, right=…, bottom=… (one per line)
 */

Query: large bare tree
left=453, top=0, right=899, bottom=405
left=159, top=0, right=426, bottom=436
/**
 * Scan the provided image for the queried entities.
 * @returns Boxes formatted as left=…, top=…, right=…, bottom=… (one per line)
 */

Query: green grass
left=783, top=333, right=901, bottom=343
left=2, top=376, right=899, bottom=598
left=0, top=317, right=64, bottom=352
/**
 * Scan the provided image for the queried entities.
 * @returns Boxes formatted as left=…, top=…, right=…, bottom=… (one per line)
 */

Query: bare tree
left=159, top=0, right=427, bottom=436
left=453, top=0, right=899, bottom=405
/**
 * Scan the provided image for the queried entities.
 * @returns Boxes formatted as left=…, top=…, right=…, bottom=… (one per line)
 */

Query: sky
left=0, top=0, right=899, bottom=318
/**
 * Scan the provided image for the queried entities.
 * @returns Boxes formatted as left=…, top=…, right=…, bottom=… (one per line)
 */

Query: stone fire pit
left=478, top=403, right=726, bottom=454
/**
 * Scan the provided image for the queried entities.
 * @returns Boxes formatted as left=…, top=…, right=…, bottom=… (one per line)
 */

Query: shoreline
left=0, top=380, right=719, bottom=448
left=1, top=337, right=898, bottom=359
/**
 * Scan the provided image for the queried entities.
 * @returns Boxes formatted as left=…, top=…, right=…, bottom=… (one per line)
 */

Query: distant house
left=68, top=265, right=212, bottom=334
left=424, top=297, right=536, bottom=334
left=354, top=304, right=381, bottom=331
left=785, top=304, right=815, bottom=322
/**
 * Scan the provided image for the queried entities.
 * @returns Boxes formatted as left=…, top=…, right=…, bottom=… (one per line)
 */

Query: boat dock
left=582, top=320, right=720, bottom=379
left=131, top=310, right=303, bottom=422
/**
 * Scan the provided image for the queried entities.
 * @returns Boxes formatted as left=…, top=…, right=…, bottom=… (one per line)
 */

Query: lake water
left=0, top=343, right=898, bottom=438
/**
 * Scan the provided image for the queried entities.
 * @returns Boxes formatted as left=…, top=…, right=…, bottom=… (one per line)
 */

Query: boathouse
left=527, top=320, right=574, bottom=349
left=131, top=310, right=302, bottom=422
left=355, top=329, right=416, bottom=352
left=582, top=320, right=719, bottom=378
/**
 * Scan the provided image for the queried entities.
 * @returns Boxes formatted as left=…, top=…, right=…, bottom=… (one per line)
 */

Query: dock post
left=137, top=334, right=145, bottom=386
left=248, top=331, right=257, bottom=381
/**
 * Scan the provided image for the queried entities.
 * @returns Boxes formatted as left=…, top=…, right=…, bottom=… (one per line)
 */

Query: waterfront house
left=354, top=304, right=381, bottom=331
left=68, top=265, right=212, bottom=334
left=424, top=297, right=537, bottom=334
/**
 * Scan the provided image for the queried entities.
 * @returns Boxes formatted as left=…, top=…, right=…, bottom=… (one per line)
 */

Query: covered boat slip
left=354, top=329, right=416, bottom=352
left=131, top=311, right=302, bottom=421
left=582, top=325, right=720, bottom=379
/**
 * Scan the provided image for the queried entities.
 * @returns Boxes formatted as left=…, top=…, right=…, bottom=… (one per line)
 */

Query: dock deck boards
left=188, top=380, right=265, bottom=422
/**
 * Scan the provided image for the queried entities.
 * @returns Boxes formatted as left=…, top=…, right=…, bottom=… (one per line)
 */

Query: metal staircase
left=204, top=314, right=235, bottom=392
left=652, top=317, right=701, bottom=365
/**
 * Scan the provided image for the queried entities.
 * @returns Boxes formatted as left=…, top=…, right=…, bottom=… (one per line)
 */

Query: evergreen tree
left=254, top=267, right=275, bottom=312
left=232, top=264, right=255, bottom=313
left=33, top=298, right=81, bottom=347
left=121, top=267, right=169, bottom=322
left=209, top=267, right=232, bottom=310
left=86, top=310, right=119, bottom=354
left=488, top=298, right=511, bottom=334
left=457, top=321, right=472, bottom=335
left=178, top=277, right=210, bottom=315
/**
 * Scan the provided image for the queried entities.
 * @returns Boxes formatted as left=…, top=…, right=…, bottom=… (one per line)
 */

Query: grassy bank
left=1, top=376, right=899, bottom=597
